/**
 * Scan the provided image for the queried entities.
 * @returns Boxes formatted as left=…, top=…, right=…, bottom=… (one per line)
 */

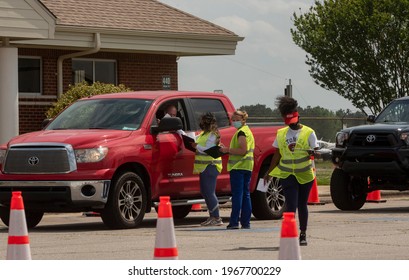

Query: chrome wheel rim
left=266, top=178, right=285, bottom=212
left=118, top=179, right=143, bottom=222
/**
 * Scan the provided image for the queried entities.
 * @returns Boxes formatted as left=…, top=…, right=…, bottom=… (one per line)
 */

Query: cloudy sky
left=159, top=0, right=358, bottom=112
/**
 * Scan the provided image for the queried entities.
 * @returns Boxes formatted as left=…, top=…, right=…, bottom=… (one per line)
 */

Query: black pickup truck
left=331, top=96, right=409, bottom=210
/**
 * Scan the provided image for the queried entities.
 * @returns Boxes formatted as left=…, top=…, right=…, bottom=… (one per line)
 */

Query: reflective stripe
left=228, top=157, right=254, bottom=165
left=8, top=236, right=29, bottom=245
left=277, top=163, right=312, bottom=173
left=281, top=155, right=310, bottom=164
left=194, top=160, right=222, bottom=164
left=154, top=248, right=178, bottom=258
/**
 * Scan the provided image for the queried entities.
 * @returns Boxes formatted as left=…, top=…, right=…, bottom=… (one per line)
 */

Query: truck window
left=154, top=99, right=189, bottom=130
left=190, top=98, right=230, bottom=128
left=46, top=99, right=152, bottom=130
left=376, top=99, right=409, bottom=123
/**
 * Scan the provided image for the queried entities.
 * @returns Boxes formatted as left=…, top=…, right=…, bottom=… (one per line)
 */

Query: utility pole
left=284, top=79, right=292, bottom=97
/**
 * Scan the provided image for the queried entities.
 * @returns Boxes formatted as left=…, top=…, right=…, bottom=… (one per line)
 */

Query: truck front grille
left=349, top=133, right=397, bottom=147
left=2, top=143, right=77, bottom=174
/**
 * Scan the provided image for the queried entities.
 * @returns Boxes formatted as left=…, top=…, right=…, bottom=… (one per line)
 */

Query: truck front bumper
left=0, top=180, right=110, bottom=209
left=332, top=147, right=409, bottom=177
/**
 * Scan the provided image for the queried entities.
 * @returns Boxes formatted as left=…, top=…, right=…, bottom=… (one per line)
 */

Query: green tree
left=291, top=0, right=409, bottom=114
left=46, top=82, right=131, bottom=118
left=239, top=104, right=278, bottom=123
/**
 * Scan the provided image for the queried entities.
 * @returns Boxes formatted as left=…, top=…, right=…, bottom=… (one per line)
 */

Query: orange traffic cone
left=191, top=203, right=204, bottom=211
left=6, top=191, right=31, bottom=260
left=278, top=212, right=301, bottom=260
left=366, top=178, right=386, bottom=203
left=366, top=190, right=386, bottom=203
left=153, top=196, right=178, bottom=260
left=308, top=156, right=325, bottom=205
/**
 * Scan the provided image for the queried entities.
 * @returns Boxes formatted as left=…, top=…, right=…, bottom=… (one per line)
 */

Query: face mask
left=232, top=121, right=242, bottom=129
left=289, top=123, right=299, bottom=130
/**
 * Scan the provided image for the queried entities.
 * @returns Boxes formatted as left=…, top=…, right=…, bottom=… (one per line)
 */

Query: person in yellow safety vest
left=263, top=96, right=319, bottom=246
left=191, top=112, right=223, bottom=226
left=220, top=110, right=255, bottom=230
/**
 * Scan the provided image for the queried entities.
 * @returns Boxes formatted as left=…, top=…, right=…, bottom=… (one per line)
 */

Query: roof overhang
left=0, top=0, right=55, bottom=40
left=11, top=26, right=243, bottom=56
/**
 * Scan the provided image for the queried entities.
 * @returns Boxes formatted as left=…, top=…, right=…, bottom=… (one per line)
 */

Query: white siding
left=0, top=0, right=55, bottom=39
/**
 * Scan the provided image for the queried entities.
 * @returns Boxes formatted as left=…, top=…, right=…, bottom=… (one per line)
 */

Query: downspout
left=57, top=32, right=101, bottom=98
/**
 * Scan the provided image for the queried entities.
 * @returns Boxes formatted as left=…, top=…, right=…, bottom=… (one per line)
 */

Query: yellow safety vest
left=227, top=125, right=255, bottom=172
left=193, top=132, right=222, bottom=174
left=269, top=125, right=314, bottom=184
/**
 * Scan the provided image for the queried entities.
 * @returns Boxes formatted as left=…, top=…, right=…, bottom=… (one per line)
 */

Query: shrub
left=46, top=82, right=132, bottom=118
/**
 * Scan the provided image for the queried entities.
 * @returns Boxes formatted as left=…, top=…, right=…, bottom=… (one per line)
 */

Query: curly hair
left=200, top=112, right=220, bottom=144
left=275, top=96, right=298, bottom=116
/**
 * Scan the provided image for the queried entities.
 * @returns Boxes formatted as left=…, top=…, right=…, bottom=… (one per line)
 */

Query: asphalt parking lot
left=1, top=187, right=409, bottom=260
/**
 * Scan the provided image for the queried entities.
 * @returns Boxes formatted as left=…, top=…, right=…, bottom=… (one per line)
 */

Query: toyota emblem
left=366, top=134, right=376, bottom=143
left=28, top=156, right=40, bottom=165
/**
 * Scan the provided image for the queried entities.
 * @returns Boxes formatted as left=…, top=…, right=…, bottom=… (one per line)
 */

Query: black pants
left=281, top=175, right=314, bottom=232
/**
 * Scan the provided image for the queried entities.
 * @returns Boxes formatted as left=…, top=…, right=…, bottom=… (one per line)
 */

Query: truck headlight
left=400, top=133, right=409, bottom=145
left=336, top=132, right=349, bottom=146
left=0, top=149, right=6, bottom=165
left=75, top=147, right=108, bottom=163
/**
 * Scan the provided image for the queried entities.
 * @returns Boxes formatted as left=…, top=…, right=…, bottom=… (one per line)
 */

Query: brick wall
left=17, top=48, right=178, bottom=134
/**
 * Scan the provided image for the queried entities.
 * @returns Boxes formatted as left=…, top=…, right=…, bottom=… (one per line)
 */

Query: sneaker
left=226, top=224, right=239, bottom=230
left=200, top=217, right=213, bottom=226
left=241, top=225, right=251, bottom=229
left=299, top=232, right=307, bottom=246
left=208, top=217, right=223, bottom=226
left=201, top=217, right=223, bottom=226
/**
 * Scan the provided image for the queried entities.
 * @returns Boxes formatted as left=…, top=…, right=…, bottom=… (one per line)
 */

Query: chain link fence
left=247, top=116, right=367, bottom=142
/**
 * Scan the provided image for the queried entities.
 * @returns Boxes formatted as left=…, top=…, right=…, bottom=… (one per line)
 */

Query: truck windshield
left=376, top=99, right=409, bottom=123
left=46, top=98, right=152, bottom=130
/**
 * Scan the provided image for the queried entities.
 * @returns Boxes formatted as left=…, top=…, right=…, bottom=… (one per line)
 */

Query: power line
left=222, top=57, right=286, bottom=80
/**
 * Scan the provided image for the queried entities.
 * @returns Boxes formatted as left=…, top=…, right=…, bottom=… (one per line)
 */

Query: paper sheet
left=256, top=178, right=269, bottom=192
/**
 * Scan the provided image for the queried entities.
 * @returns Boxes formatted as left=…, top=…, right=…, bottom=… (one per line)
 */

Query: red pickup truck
left=0, top=91, right=284, bottom=229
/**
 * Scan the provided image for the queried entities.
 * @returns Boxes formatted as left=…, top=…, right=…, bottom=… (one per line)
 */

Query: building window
left=72, top=59, right=117, bottom=85
left=18, top=57, right=42, bottom=94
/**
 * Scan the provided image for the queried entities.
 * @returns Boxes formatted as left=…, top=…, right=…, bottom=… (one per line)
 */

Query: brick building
left=0, top=0, right=242, bottom=143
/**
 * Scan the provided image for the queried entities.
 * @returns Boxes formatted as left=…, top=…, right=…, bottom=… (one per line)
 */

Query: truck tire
left=172, top=205, right=192, bottom=219
left=0, top=207, right=44, bottom=229
left=251, top=174, right=286, bottom=220
left=330, top=168, right=367, bottom=210
left=101, top=171, right=147, bottom=229
left=153, top=205, right=192, bottom=219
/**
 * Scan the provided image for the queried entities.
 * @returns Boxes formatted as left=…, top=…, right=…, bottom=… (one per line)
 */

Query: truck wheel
left=0, top=207, right=43, bottom=229
left=330, top=168, right=367, bottom=210
left=101, top=171, right=147, bottom=229
left=153, top=205, right=192, bottom=219
left=251, top=176, right=286, bottom=220
left=172, top=205, right=192, bottom=219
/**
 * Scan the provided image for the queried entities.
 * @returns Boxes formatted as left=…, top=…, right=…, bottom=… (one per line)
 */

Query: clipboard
left=181, top=134, right=196, bottom=152
left=203, top=146, right=226, bottom=159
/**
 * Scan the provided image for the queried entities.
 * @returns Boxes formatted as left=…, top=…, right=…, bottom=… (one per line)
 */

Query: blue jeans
left=200, top=164, right=220, bottom=218
left=229, top=169, right=252, bottom=227
left=281, top=175, right=313, bottom=232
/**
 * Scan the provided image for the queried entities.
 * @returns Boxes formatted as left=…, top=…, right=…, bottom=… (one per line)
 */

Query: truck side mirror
left=151, top=117, right=183, bottom=134
left=366, top=115, right=376, bottom=123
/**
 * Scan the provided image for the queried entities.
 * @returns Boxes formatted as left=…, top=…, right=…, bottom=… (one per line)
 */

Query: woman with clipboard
left=191, top=112, right=223, bottom=226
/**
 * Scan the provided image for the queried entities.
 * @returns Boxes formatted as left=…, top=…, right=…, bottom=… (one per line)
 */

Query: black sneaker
left=299, top=232, right=307, bottom=246
left=226, top=224, right=239, bottom=230
left=241, top=225, right=251, bottom=229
